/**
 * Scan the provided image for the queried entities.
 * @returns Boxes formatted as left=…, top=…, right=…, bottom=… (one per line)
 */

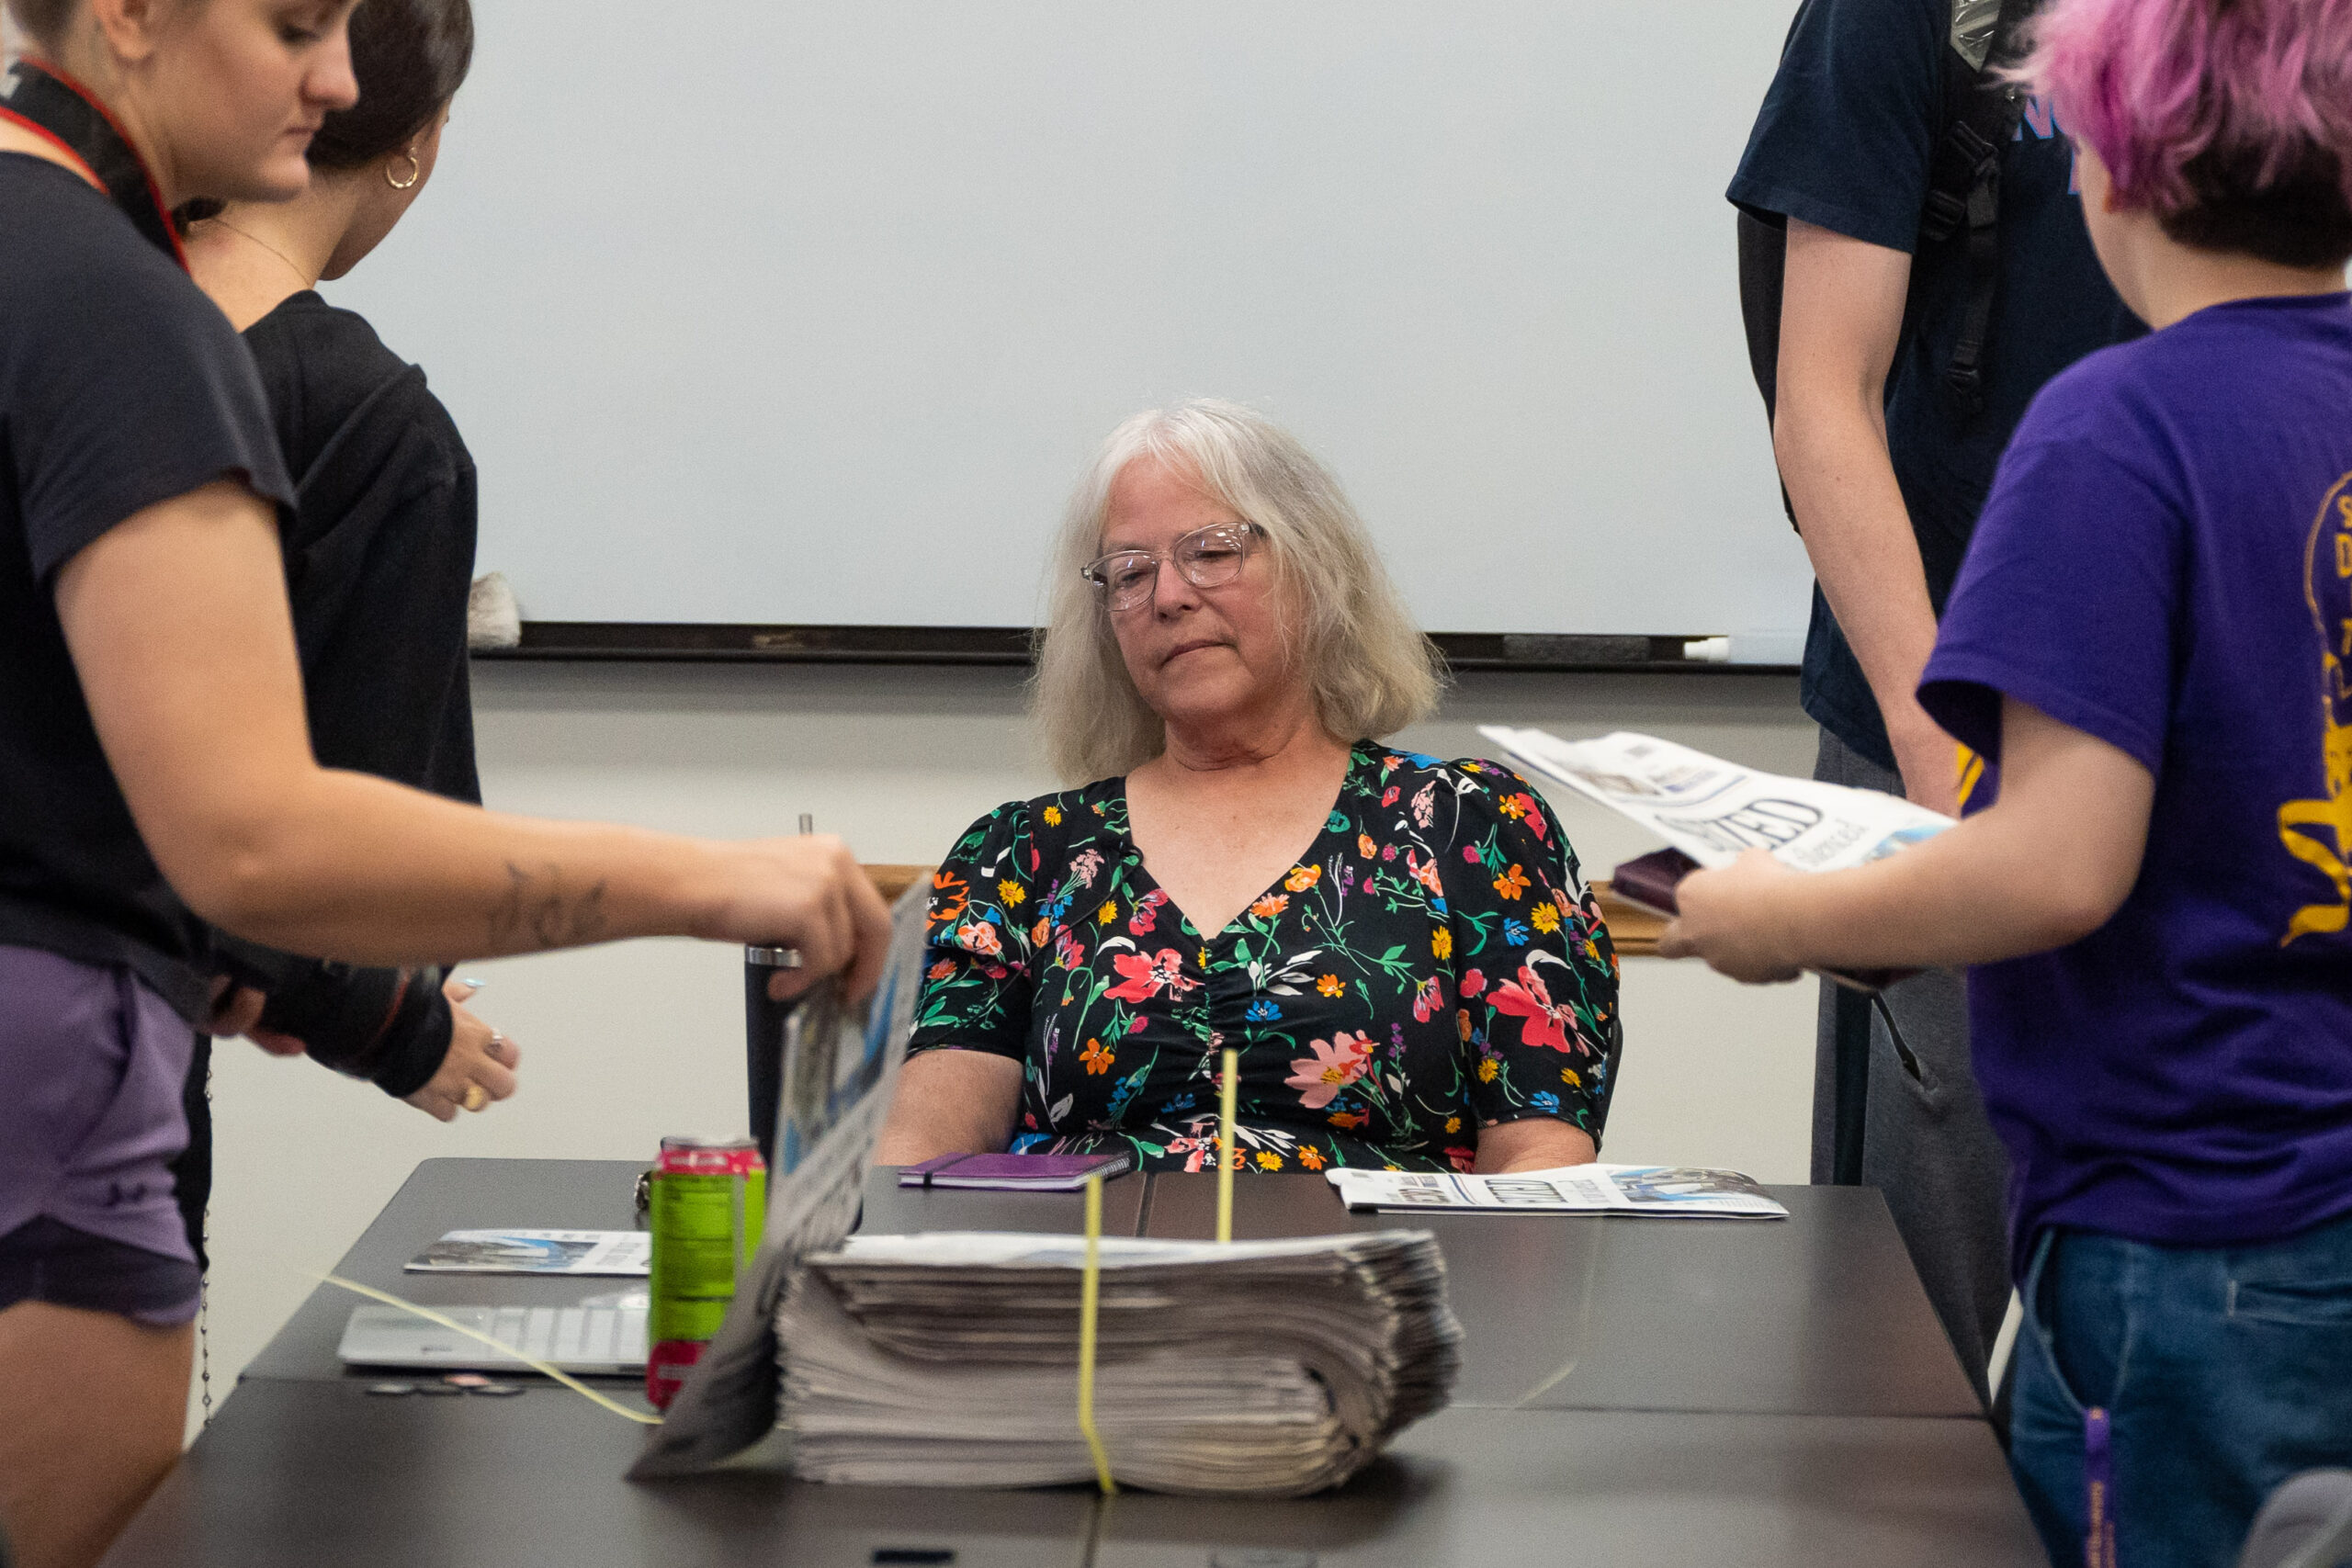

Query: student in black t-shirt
left=170, top=0, right=500, bottom=1270
left=0, top=5, right=888, bottom=1562
left=1726, top=0, right=2142, bottom=1402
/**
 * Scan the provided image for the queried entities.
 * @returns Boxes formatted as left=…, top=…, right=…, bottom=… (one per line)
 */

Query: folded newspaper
left=1479, top=727, right=1953, bottom=990
left=778, top=1229, right=1461, bottom=1495
left=1479, top=727, right=1952, bottom=874
left=1327, top=1164, right=1787, bottom=1220
left=628, top=885, right=929, bottom=1479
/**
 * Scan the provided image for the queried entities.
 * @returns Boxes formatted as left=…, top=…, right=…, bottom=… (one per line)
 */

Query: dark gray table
left=108, top=1158, right=2039, bottom=1567
left=1140, top=1174, right=1984, bottom=1418
left=248, top=1160, right=1978, bottom=1421
left=102, top=1390, right=2041, bottom=1568
left=1098, top=1407, right=2044, bottom=1567
left=102, top=1380, right=1093, bottom=1568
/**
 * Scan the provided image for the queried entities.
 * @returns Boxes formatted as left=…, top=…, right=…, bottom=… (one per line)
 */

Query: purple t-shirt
left=1919, top=292, right=2352, bottom=1269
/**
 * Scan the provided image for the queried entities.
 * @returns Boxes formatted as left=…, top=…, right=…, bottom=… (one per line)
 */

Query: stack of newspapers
left=775, top=1229, right=1462, bottom=1495
left=629, top=886, right=1460, bottom=1492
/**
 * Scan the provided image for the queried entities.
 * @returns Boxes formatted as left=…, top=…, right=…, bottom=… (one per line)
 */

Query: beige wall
left=191, top=660, right=1823, bottom=1435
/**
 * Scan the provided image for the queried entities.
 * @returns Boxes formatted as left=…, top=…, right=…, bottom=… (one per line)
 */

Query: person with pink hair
left=1669, top=0, right=2352, bottom=1562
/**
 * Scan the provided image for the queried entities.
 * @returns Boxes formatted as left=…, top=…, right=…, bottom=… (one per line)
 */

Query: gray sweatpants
left=1814, top=729, right=2013, bottom=1406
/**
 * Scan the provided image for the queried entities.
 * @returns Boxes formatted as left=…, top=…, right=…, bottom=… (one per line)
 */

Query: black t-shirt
left=1726, top=0, right=2144, bottom=772
left=245, top=292, right=481, bottom=804
left=0, top=154, right=296, bottom=1024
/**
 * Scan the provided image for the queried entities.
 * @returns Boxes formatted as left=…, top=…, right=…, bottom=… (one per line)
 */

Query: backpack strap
left=1918, top=0, right=2043, bottom=417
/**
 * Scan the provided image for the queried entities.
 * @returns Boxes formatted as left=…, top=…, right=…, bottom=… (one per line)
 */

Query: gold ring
left=461, top=1083, right=489, bottom=1113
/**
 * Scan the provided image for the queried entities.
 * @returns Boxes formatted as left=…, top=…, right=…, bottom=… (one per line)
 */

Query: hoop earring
left=386, top=151, right=421, bottom=190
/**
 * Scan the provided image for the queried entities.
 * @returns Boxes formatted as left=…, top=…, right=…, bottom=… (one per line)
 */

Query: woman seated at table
left=874, top=400, right=1622, bottom=1174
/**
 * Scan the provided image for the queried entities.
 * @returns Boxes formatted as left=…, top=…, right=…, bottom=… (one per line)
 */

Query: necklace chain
left=210, top=217, right=315, bottom=291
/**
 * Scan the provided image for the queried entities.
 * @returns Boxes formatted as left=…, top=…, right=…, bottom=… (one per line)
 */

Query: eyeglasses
left=1080, top=523, right=1259, bottom=612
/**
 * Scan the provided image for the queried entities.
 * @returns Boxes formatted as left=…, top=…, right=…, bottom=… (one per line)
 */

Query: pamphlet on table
left=1327, top=1163, right=1789, bottom=1220
left=403, top=1229, right=650, bottom=1275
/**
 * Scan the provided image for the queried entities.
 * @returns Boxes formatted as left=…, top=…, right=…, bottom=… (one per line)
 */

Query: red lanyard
left=0, top=58, right=188, bottom=270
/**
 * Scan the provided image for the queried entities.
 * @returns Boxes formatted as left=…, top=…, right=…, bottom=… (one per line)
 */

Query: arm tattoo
left=488, top=862, right=611, bottom=949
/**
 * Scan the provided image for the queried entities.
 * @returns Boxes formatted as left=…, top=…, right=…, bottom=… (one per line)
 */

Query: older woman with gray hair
left=875, top=401, right=1621, bottom=1174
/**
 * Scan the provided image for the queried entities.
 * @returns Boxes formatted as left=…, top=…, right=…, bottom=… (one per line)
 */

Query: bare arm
left=53, top=481, right=892, bottom=986
left=1474, top=1119, right=1598, bottom=1175
left=1776, top=219, right=1959, bottom=815
left=871, top=1051, right=1023, bottom=1164
left=1659, top=697, right=2155, bottom=980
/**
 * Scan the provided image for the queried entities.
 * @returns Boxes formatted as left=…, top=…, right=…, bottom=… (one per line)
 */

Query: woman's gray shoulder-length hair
left=1032, top=400, right=1445, bottom=785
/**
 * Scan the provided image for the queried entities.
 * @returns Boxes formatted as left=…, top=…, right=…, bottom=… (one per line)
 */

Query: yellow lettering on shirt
left=1955, top=745, right=1986, bottom=811
left=2278, top=472, right=2352, bottom=944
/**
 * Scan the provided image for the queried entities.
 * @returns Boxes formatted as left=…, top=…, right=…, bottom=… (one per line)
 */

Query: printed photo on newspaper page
left=1479, top=727, right=1952, bottom=874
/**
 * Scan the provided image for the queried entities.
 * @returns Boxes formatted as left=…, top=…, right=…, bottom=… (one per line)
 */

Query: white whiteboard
left=330, top=1, right=1813, bottom=637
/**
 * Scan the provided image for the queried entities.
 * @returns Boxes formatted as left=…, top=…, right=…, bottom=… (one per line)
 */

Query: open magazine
left=1479, top=727, right=1954, bottom=991
left=1328, top=1164, right=1787, bottom=1220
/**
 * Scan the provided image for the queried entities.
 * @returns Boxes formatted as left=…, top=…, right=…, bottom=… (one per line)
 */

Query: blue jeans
left=2010, top=1212, right=2352, bottom=1568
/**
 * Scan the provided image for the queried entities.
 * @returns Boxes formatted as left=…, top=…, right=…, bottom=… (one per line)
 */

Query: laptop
left=336, top=1301, right=648, bottom=1375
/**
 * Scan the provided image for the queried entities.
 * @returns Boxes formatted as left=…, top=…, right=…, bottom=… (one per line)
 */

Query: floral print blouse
left=907, top=743, right=1621, bottom=1173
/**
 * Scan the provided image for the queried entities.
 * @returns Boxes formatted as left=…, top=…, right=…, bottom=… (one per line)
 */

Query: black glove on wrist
left=211, top=935, right=454, bottom=1099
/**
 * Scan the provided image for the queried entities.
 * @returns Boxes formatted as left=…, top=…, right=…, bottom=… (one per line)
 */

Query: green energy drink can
left=645, top=1134, right=766, bottom=1410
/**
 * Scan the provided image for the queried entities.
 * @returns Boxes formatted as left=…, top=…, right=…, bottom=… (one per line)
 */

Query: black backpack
left=1737, top=0, right=2046, bottom=525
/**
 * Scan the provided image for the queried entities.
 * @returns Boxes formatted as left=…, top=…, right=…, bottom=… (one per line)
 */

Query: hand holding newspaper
left=628, top=891, right=932, bottom=1479
left=1477, top=727, right=1954, bottom=991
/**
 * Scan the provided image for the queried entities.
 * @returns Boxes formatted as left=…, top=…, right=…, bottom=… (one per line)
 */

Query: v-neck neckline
left=1112, top=742, right=1373, bottom=947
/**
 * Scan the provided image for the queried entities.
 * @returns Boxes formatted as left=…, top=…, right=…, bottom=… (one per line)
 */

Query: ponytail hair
left=308, top=0, right=475, bottom=171
left=2019, top=0, right=2352, bottom=266
left=2, top=0, right=73, bottom=52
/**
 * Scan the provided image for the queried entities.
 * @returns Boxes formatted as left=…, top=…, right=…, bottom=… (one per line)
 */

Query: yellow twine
left=316, top=1272, right=662, bottom=1426
left=1076, top=1175, right=1116, bottom=1494
left=1217, top=1045, right=1238, bottom=1244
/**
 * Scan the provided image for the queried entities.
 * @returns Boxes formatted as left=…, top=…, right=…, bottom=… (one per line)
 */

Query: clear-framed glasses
left=1080, top=522, right=1259, bottom=612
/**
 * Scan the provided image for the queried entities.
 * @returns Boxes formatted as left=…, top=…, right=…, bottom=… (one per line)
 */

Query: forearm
left=1474, top=1119, right=1597, bottom=1175
left=56, top=483, right=893, bottom=987
left=1753, top=811, right=2108, bottom=972
left=1666, top=701, right=2156, bottom=982
left=1774, top=220, right=1955, bottom=802
left=1778, top=400, right=1942, bottom=732
left=184, top=765, right=723, bottom=964
left=871, top=1049, right=1023, bottom=1163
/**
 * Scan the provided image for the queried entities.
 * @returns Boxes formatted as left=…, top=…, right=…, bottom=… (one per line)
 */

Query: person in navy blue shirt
left=1677, top=0, right=2352, bottom=1558
left=1726, top=0, right=2142, bottom=1399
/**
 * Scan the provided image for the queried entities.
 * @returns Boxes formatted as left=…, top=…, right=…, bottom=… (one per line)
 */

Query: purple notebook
left=896, top=1151, right=1135, bottom=1190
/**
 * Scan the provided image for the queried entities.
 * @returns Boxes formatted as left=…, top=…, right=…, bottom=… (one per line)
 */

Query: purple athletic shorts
left=0, top=944, right=201, bottom=1325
